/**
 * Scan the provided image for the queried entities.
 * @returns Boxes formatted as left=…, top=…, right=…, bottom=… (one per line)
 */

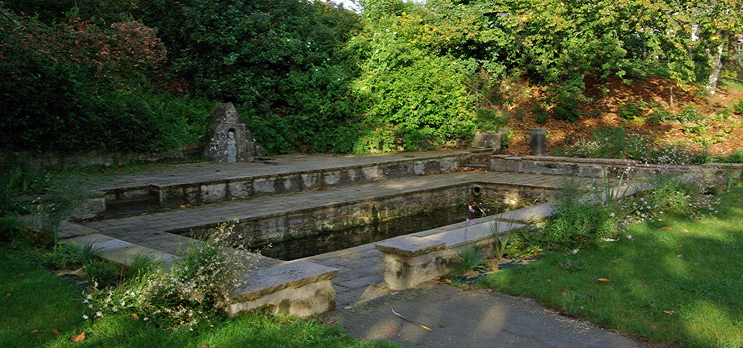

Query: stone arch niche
left=203, top=103, right=259, bottom=162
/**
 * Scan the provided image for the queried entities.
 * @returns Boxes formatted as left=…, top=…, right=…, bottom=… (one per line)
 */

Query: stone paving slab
left=322, top=283, right=658, bottom=348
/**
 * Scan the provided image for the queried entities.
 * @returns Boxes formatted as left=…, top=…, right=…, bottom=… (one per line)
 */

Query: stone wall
left=14, top=144, right=201, bottom=170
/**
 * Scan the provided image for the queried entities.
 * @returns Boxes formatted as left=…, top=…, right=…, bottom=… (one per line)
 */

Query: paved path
left=322, top=283, right=659, bottom=348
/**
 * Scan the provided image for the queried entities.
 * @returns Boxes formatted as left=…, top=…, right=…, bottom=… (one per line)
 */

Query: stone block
left=227, top=260, right=338, bottom=318
left=200, top=183, right=227, bottom=203
left=253, top=177, right=276, bottom=194
left=184, top=186, right=200, bottom=204
left=323, top=171, right=342, bottom=186
left=472, top=131, right=502, bottom=150
left=228, top=181, right=252, bottom=199
left=70, top=195, right=106, bottom=220
left=160, top=186, right=185, bottom=208
left=345, top=168, right=360, bottom=183
left=362, top=166, right=381, bottom=181
left=301, top=172, right=321, bottom=189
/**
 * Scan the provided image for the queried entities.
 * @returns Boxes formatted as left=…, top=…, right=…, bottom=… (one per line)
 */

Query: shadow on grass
left=478, top=188, right=743, bottom=347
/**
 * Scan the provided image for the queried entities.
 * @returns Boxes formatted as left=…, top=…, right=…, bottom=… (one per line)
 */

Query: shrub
left=0, top=8, right=210, bottom=153
left=125, top=254, right=160, bottom=279
left=542, top=179, right=619, bottom=250
left=475, top=108, right=509, bottom=131
left=84, top=260, right=120, bottom=286
left=552, top=97, right=583, bottom=122
left=87, top=224, right=258, bottom=328
left=674, top=106, right=703, bottom=123
left=733, top=99, right=743, bottom=115
left=712, top=150, right=743, bottom=163
left=451, top=246, right=483, bottom=276
left=617, top=99, right=646, bottom=119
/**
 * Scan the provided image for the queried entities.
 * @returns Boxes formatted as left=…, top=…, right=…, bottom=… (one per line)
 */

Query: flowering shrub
left=624, top=173, right=719, bottom=223
left=553, top=126, right=706, bottom=165
left=86, top=224, right=257, bottom=328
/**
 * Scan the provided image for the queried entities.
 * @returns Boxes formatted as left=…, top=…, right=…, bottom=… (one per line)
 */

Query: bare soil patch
left=500, top=76, right=743, bottom=156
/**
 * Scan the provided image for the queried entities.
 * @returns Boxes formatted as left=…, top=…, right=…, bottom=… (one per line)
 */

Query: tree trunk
left=706, top=31, right=729, bottom=94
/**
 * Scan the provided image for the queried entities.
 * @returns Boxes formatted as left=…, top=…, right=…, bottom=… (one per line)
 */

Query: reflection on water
left=259, top=204, right=491, bottom=261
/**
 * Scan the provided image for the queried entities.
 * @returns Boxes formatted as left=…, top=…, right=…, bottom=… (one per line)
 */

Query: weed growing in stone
left=86, top=223, right=258, bottom=328
left=451, top=246, right=483, bottom=276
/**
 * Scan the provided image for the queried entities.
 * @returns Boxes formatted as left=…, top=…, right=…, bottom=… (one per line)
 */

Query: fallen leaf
left=131, top=313, right=139, bottom=320
left=14, top=273, right=25, bottom=278
left=658, top=226, right=673, bottom=230
left=30, top=329, right=41, bottom=334
left=681, top=229, right=689, bottom=233
left=663, top=310, right=676, bottom=315
left=677, top=254, right=683, bottom=258
left=325, top=320, right=336, bottom=325
left=70, top=332, right=86, bottom=343
left=51, top=329, right=60, bottom=336
left=597, top=278, right=610, bottom=283
left=5, top=293, right=10, bottom=297
left=650, top=325, right=659, bottom=330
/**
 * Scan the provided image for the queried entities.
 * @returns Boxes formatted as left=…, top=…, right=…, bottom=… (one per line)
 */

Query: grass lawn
left=478, top=187, right=743, bottom=347
left=0, top=246, right=396, bottom=348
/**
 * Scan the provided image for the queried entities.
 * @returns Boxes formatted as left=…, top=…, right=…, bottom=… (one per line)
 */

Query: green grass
left=719, top=77, right=743, bottom=91
left=0, top=246, right=396, bottom=348
left=477, top=187, right=743, bottom=347
left=0, top=247, right=85, bottom=347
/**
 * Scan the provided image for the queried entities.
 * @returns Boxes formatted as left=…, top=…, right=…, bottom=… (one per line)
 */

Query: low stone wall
left=376, top=218, right=528, bottom=290
left=15, top=145, right=201, bottom=170
left=101, top=153, right=475, bottom=218
left=489, top=155, right=743, bottom=183
left=179, top=182, right=554, bottom=256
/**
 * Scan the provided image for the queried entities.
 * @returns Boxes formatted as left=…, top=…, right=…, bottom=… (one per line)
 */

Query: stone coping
left=376, top=219, right=527, bottom=257
left=375, top=236, right=445, bottom=257
left=62, top=233, right=180, bottom=267
left=493, top=155, right=743, bottom=172
left=230, top=260, right=339, bottom=302
left=492, top=155, right=639, bottom=165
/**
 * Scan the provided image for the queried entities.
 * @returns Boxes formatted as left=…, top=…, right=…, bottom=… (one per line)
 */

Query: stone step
left=84, top=150, right=481, bottom=219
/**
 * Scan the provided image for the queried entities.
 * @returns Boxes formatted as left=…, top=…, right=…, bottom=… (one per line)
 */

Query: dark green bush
left=542, top=180, right=618, bottom=250
left=617, top=99, right=646, bottom=119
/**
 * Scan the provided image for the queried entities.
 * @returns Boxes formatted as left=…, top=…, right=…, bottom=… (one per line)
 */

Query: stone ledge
left=492, top=155, right=639, bottom=166
left=375, top=236, right=445, bottom=257
left=493, top=203, right=554, bottom=223
left=230, top=260, right=338, bottom=302
left=422, top=221, right=527, bottom=248
left=226, top=260, right=339, bottom=318
left=61, top=233, right=179, bottom=267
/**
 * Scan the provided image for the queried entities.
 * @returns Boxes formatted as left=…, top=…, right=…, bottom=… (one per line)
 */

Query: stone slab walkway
left=322, top=283, right=659, bottom=348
